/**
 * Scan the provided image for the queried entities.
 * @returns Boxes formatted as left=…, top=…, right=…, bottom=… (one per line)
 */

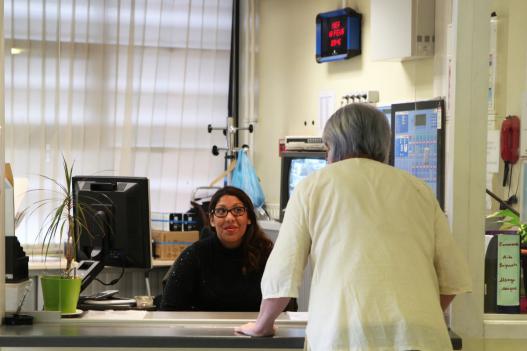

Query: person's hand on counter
left=235, top=297, right=290, bottom=337
left=234, top=322, right=276, bottom=337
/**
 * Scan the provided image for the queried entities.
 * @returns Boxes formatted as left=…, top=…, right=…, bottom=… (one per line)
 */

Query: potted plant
left=27, top=156, right=85, bottom=313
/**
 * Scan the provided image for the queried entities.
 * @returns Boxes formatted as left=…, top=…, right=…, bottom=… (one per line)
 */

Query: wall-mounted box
left=370, top=0, right=435, bottom=61
left=315, top=8, right=362, bottom=63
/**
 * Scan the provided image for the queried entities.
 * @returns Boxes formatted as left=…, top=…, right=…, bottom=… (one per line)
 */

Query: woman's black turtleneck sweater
left=160, top=235, right=265, bottom=311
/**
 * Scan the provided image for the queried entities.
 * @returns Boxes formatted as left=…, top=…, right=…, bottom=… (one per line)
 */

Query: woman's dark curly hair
left=209, top=186, right=273, bottom=274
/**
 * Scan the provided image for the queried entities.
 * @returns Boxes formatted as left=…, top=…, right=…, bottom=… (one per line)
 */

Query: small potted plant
left=26, top=156, right=86, bottom=313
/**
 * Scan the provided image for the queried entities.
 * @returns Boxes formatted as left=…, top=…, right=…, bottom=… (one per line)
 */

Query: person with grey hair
left=323, top=103, right=391, bottom=163
left=236, top=103, right=471, bottom=350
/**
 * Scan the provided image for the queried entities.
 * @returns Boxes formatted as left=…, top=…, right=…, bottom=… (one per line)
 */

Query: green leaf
left=487, top=209, right=521, bottom=227
left=22, top=154, right=115, bottom=278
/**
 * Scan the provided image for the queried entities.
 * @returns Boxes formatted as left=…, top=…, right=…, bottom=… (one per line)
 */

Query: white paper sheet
left=487, top=129, right=500, bottom=173
left=319, top=91, right=335, bottom=131
left=82, top=310, right=148, bottom=321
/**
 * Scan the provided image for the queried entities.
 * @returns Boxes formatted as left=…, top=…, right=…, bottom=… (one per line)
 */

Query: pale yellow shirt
left=262, top=158, right=472, bottom=351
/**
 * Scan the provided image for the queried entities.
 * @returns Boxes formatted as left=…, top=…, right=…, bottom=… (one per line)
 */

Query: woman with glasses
left=160, top=186, right=274, bottom=311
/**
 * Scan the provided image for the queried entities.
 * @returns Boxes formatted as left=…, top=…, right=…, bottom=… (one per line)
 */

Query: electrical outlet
left=341, top=90, right=380, bottom=104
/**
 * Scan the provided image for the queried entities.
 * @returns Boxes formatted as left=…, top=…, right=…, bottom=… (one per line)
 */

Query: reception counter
left=0, top=311, right=462, bottom=349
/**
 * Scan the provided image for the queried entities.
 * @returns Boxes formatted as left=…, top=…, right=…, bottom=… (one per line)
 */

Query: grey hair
left=322, top=103, right=391, bottom=163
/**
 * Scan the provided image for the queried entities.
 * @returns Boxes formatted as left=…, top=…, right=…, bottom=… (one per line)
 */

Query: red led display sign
left=316, top=8, right=362, bottom=63
left=325, top=17, right=347, bottom=52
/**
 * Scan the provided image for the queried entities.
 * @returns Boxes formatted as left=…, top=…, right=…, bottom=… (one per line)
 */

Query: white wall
left=488, top=0, right=527, bottom=212
left=500, top=1, right=527, bottom=118
left=254, top=0, right=436, bottom=207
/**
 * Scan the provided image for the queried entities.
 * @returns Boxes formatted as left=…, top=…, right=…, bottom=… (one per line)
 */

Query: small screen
left=288, top=158, right=327, bottom=197
left=321, top=15, right=348, bottom=57
left=415, top=114, right=426, bottom=126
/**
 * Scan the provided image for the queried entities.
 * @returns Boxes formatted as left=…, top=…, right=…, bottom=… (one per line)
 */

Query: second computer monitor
left=72, top=176, right=152, bottom=270
left=390, top=99, right=445, bottom=208
left=279, top=151, right=327, bottom=221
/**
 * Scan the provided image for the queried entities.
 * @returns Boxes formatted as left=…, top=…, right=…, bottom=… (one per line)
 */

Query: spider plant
left=27, top=156, right=91, bottom=278
left=487, top=208, right=527, bottom=245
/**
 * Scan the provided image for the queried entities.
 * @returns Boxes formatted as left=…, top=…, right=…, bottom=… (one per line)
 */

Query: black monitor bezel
left=390, top=99, right=446, bottom=209
left=279, top=151, right=326, bottom=221
left=72, top=176, right=152, bottom=270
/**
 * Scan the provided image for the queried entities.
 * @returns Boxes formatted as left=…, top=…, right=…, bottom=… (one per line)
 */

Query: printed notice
left=319, top=91, right=335, bottom=131
left=486, top=129, right=499, bottom=173
left=496, top=234, right=520, bottom=306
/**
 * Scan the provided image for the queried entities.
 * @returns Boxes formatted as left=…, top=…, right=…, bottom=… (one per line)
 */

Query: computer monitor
left=390, top=99, right=445, bottom=208
left=72, top=176, right=152, bottom=291
left=279, top=151, right=327, bottom=221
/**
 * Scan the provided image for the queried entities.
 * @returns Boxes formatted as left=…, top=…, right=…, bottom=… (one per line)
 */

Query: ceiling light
left=10, top=48, right=24, bottom=55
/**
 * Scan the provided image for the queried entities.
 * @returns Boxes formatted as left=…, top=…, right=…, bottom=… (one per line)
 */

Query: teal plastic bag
left=231, top=150, right=265, bottom=208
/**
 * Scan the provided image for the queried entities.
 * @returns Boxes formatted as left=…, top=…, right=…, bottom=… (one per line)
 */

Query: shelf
left=29, top=258, right=172, bottom=271
left=484, top=313, right=527, bottom=320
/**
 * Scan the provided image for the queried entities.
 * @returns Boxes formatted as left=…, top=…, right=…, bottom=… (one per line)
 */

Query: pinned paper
left=319, top=91, right=336, bottom=131
left=486, top=129, right=500, bottom=174
left=496, top=234, right=520, bottom=307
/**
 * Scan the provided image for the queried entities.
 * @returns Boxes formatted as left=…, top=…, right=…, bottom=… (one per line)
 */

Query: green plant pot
left=40, top=275, right=81, bottom=313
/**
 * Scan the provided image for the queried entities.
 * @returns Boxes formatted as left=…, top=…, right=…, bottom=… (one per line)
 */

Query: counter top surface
left=0, top=311, right=462, bottom=349
left=0, top=312, right=304, bottom=348
left=0, top=323, right=305, bottom=348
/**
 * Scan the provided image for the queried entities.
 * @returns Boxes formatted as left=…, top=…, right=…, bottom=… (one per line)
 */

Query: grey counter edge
left=0, top=326, right=462, bottom=350
left=0, top=335, right=305, bottom=349
left=0, top=326, right=461, bottom=349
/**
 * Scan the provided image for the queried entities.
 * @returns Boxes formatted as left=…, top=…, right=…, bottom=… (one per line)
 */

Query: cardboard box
left=152, top=230, right=199, bottom=260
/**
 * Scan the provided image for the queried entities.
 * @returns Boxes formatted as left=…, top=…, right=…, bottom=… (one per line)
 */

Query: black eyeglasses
left=211, top=206, right=247, bottom=218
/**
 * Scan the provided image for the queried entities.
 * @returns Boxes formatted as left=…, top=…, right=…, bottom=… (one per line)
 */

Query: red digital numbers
left=330, top=38, right=342, bottom=47
left=328, top=20, right=345, bottom=47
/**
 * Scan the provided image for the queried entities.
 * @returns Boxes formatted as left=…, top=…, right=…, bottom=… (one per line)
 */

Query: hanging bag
left=231, top=149, right=265, bottom=208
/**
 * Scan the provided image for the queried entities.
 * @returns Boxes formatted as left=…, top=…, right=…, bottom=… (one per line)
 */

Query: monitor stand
left=76, top=260, right=105, bottom=291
